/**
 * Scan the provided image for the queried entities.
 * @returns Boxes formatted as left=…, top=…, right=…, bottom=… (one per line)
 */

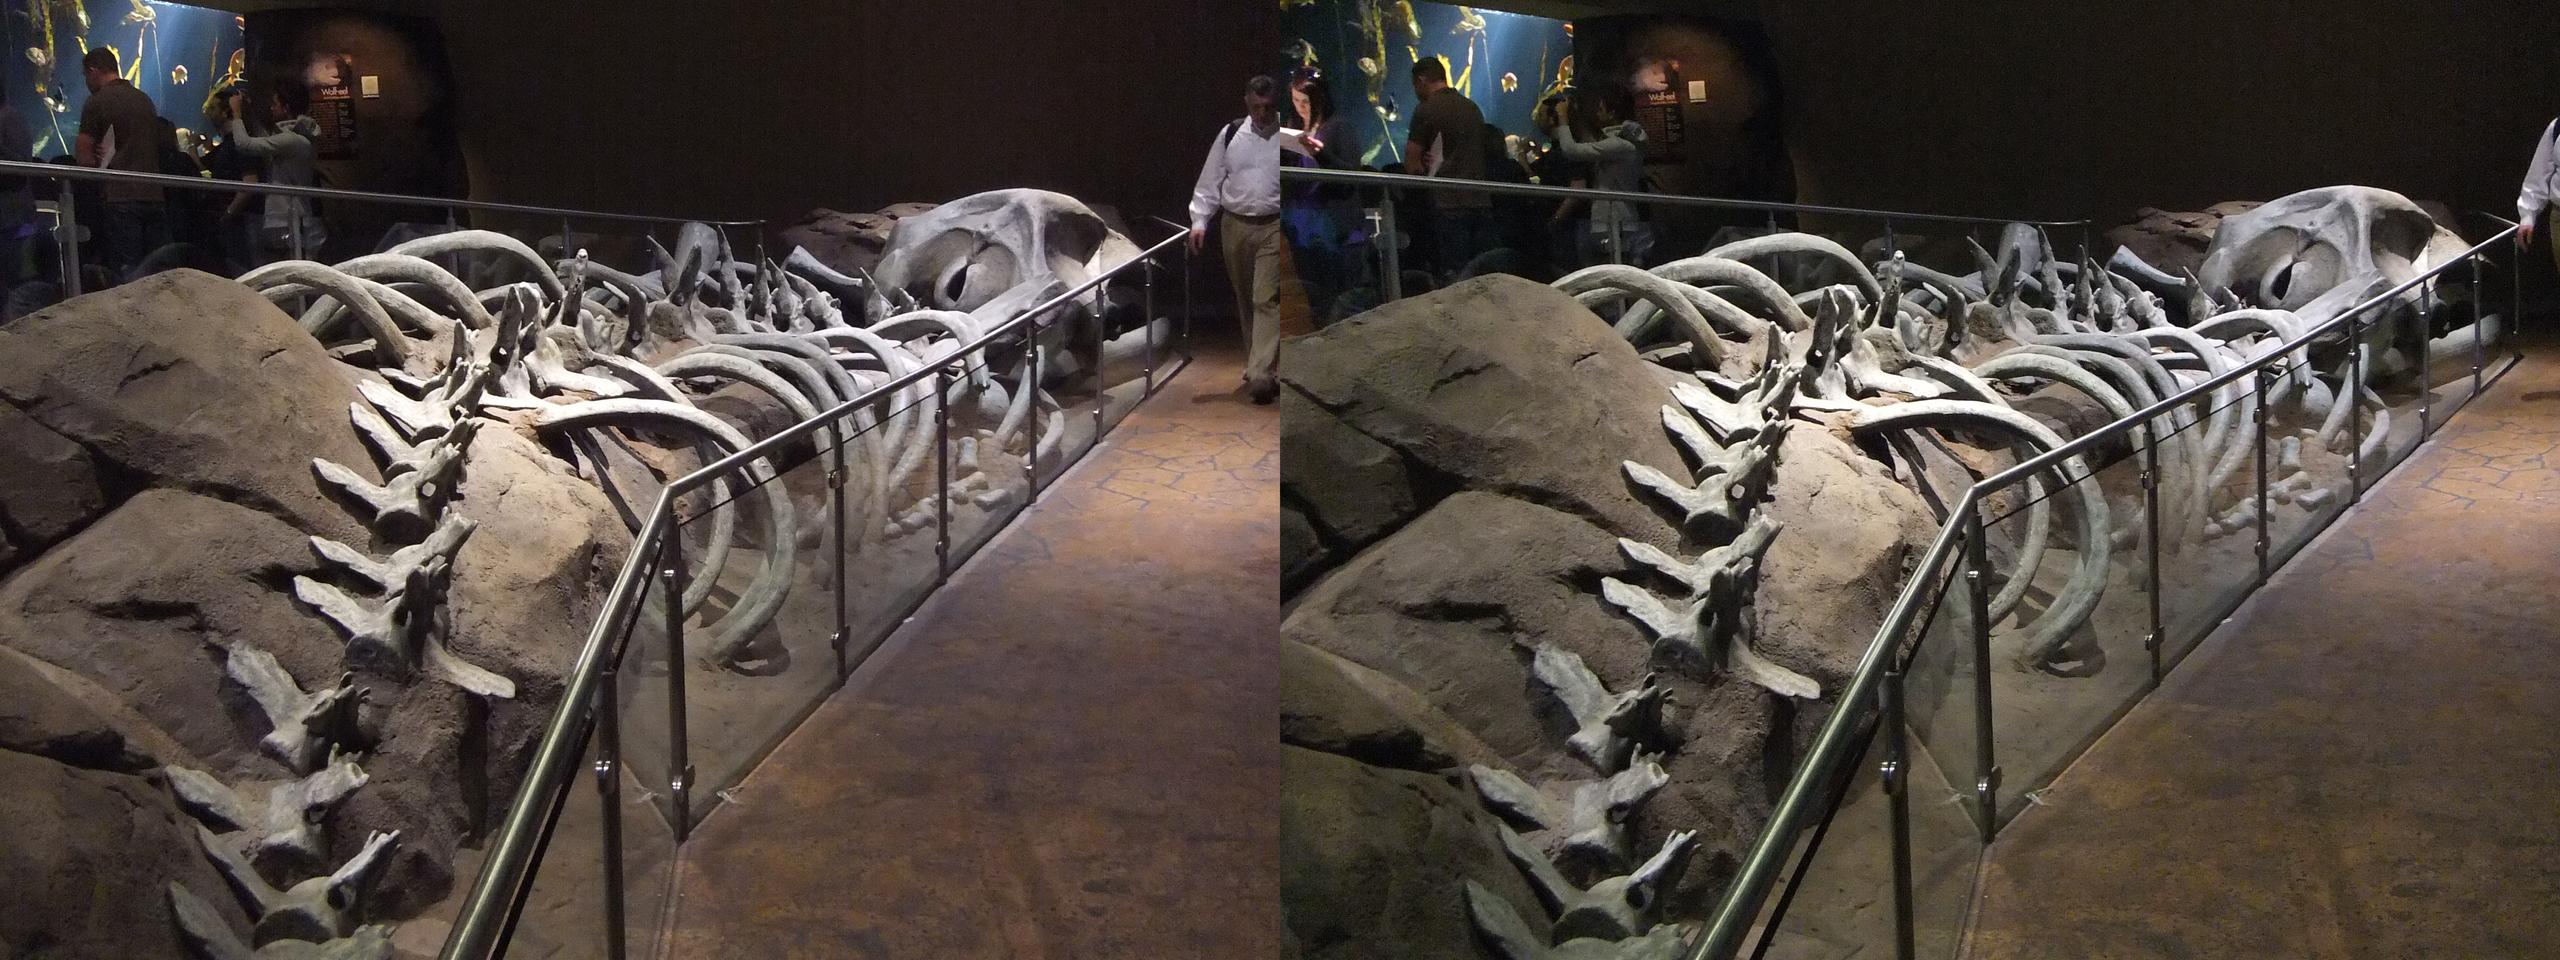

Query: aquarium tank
left=6, top=0, right=246, bottom=161
left=1281, top=0, right=1572, bottom=169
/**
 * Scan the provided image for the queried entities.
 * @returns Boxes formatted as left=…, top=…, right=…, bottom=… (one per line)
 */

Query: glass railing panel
left=15, top=194, right=73, bottom=324
left=2357, top=310, right=2429, bottom=492
left=943, top=352, right=1032, bottom=568
left=2420, top=269, right=2495, bottom=428
left=1280, top=178, right=1384, bottom=325
left=2150, top=378, right=2260, bottom=667
left=1902, top=669, right=1980, bottom=960
left=1892, top=526, right=1983, bottom=960
left=1154, top=242, right=1198, bottom=392
left=1034, top=306, right=1100, bottom=490
left=1743, top=699, right=1890, bottom=959
left=665, top=410, right=849, bottom=825
left=610, top=545, right=679, bottom=960
left=1746, top=525, right=1980, bottom=960
left=1091, top=273, right=1154, bottom=433
left=2260, top=344, right=2352, bottom=572
left=1977, top=424, right=2155, bottom=825
left=839, top=385, right=946, bottom=665
left=1897, top=521, right=1978, bottom=839
left=495, top=727, right=613, bottom=960
left=620, top=533, right=679, bottom=829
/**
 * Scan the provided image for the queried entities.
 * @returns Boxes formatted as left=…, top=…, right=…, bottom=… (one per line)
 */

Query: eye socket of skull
left=2256, top=235, right=2343, bottom=310
left=951, top=246, right=1018, bottom=311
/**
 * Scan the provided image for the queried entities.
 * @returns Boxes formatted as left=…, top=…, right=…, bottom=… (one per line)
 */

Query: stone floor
left=652, top=337, right=1280, bottom=959
left=1967, top=340, right=2560, bottom=959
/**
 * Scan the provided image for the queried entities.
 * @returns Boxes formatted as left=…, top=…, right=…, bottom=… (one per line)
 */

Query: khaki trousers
left=1220, top=211, right=1290, bottom=385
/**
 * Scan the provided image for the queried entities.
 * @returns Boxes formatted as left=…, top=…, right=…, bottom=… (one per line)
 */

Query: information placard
left=309, top=54, right=357, bottom=160
left=1632, top=66, right=1685, bottom=164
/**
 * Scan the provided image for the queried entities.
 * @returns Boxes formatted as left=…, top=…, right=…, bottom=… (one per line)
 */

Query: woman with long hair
left=1284, top=69, right=1369, bottom=322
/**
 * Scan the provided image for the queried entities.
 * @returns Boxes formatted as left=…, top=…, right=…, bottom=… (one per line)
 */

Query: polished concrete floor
left=655, top=338, right=1279, bottom=959
left=1969, top=344, right=2560, bottom=959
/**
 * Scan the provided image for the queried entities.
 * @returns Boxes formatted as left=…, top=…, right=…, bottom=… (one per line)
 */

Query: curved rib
left=1707, top=233, right=1883, bottom=302
left=389, top=230, right=564, bottom=298
left=1556, top=264, right=1728, bottom=368
left=240, top=261, right=413, bottom=368
left=1848, top=400, right=2111, bottom=674
left=531, top=398, right=795, bottom=669
left=1648, top=256, right=1815, bottom=331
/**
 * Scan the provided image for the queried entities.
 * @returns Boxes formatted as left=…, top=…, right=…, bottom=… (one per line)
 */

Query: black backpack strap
left=1221, top=119, right=1243, bottom=151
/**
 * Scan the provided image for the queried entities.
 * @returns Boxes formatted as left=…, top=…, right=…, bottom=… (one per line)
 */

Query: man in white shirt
left=2519, top=117, right=2560, bottom=271
left=1190, top=74, right=1303, bottom=404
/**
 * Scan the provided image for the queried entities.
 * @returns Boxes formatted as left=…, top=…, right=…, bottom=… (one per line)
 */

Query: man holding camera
left=216, top=82, right=328, bottom=261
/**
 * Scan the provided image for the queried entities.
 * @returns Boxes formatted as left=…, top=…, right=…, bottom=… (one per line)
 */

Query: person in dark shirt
left=1403, top=57, right=1493, bottom=281
left=74, top=47, right=168, bottom=278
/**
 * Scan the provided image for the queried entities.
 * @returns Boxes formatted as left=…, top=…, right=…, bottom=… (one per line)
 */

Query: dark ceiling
left=174, top=0, right=425, bottom=13
left=1463, top=0, right=1757, bottom=19
left=173, top=1, right=1753, bottom=30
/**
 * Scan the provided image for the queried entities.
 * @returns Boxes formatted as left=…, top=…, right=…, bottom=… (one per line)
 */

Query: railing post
left=2253, top=367, right=2272, bottom=588
left=1882, top=667, right=1916, bottom=960
left=1181, top=233, right=1195, bottom=357
left=1142, top=250, right=1159, bottom=394
left=935, top=363, right=955, bottom=584
left=1963, top=505, right=1998, bottom=840
left=1092, top=281, right=1108, bottom=437
left=828, top=417, right=850, bottom=680
left=592, top=654, right=627, bottom=960
left=658, top=518, right=694, bottom=840
left=2141, top=433, right=2164, bottom=685
left=1377, top=190, right=1402, bottom=303
left=2512, top=233, right=2526, bottom=364
left=2473, top=250, right=2487, bottom=394
left=54, top=180, right=79, bottom=297
left=1025, top=315, right=1044, bottom=498
left=2419, top=277, right=2434, bottom=438
left=2348, top=318, right=2365, bottom=502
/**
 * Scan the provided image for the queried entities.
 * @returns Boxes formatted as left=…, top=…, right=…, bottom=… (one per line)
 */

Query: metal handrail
left=1690, top=221, right=2522, bottom=960
left=439, top=224, right=1190, bottom=960
left=1278, top=166, right=2091, bottom=228
left=0, top=158, right=762, bottom=227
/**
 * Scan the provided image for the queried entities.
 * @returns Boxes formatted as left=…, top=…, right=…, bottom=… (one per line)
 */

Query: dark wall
left=1759, top=0, right=2560, bottom=240
left=431, top=0, right=1276, bottom=236
left=1572, top=14, right=1791, bottom=233
left=242, top=10, right=467, bottom=247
